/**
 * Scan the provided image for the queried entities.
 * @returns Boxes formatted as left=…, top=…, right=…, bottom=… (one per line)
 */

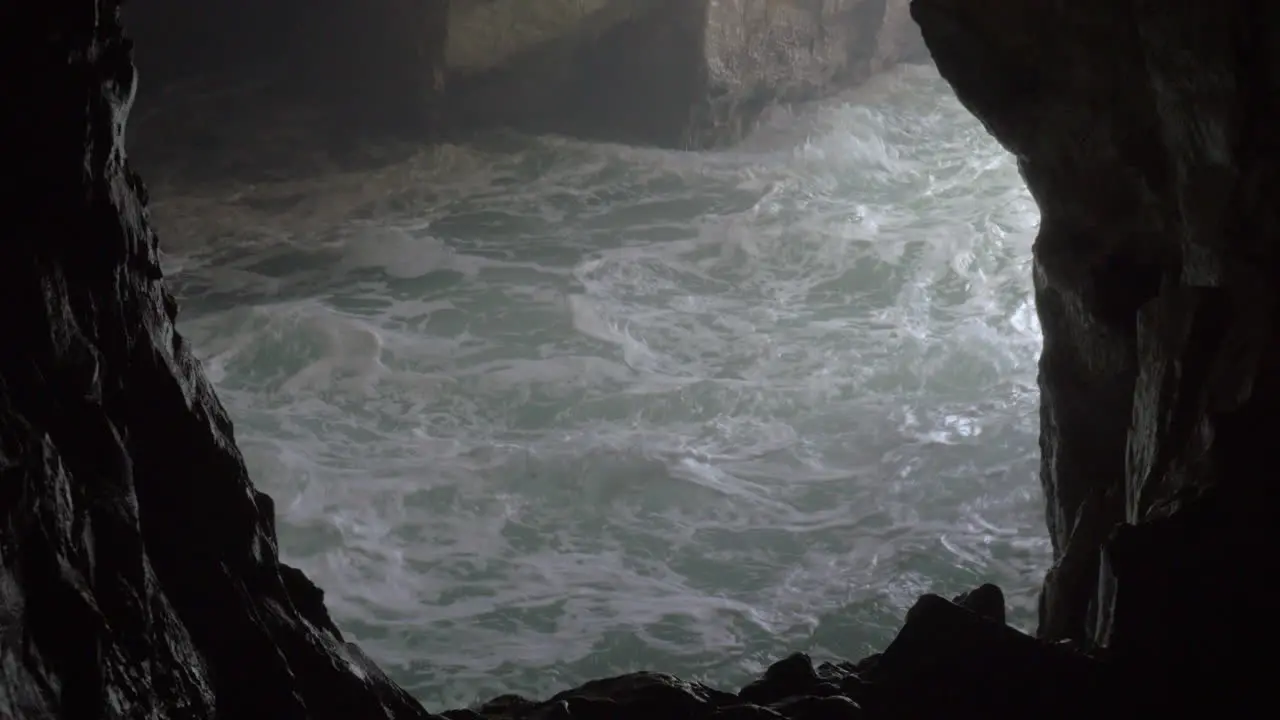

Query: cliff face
left=444, top=0, right=927, bottom=148
left=0, top=6, right=433, bottom=719
left=914, top=0, right=1280, bottom=707
left=124, top=0, right=925, bottom=183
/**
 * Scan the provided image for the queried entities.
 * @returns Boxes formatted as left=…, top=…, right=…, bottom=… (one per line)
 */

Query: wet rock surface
left=914, top=0, right=1280, bottom=710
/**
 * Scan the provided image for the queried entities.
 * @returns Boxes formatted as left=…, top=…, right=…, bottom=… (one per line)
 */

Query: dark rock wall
left=124, top=0, right=445, bottom=183
left=914, top=0, right=1280, bottom=706
left=0, top=5, right=434, bottom=718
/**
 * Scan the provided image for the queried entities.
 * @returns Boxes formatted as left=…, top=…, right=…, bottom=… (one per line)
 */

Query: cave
left=3, top=1, right=1277, bottom=719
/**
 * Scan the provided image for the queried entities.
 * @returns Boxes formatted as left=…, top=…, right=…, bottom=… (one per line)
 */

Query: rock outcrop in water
left=124, top=0, right=926, bottom=182
left=441, top=0, right=927, bottom=148
left=5, top=0, right=1278, bottom=718
left=124, top=0, right=449, bottom=183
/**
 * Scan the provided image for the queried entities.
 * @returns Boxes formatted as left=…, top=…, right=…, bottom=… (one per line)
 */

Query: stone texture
left=125, top=0, right=926, bottom=184
left=913, top=0, right=1280, bottom=710
left=0, top=5, right=438, bottom=719
left=444, top=0, right=928, bottom=148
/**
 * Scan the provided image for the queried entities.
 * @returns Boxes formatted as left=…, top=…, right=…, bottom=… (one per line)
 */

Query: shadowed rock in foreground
left=2, top=0, right=1277, bottom=718
left=912, top=0, right=1280, bottom=711
left=440, top=588, right=1113, bottom=719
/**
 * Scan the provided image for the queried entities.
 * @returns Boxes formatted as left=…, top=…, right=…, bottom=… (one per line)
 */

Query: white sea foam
left=155, top=63, right=1048, bottom=709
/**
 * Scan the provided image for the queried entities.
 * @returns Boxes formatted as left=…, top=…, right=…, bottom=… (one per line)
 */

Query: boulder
left=856, top=595, right=1113, bottom=718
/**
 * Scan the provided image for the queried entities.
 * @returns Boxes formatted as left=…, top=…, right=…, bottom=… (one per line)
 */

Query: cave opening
left=124, top=0, right=1047, bottom=708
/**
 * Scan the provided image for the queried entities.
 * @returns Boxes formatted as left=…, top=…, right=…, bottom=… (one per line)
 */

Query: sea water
left=150, top=63, right=1047, bottom=709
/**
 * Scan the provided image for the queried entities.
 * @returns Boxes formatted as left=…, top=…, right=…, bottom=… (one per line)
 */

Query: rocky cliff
left=0, top=5, right=434, bottom=720
left=913, top=0, right=1280, bottom=709
left=124, top=0, right=447, bottom=184
left=2, top=0, right=1275, bottom=719
left=124, top=0, right=925, bottom=183
left=442, top=0, right=926, bottom=148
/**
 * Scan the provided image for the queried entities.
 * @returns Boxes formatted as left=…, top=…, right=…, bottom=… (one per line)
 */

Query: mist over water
left=151, top=63, right=1048, bottom=708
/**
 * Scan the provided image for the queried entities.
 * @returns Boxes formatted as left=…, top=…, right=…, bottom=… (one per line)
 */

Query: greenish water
left=153, top=63, right=1047, bottom=709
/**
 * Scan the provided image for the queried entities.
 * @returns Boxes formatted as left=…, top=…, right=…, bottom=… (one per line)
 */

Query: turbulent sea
left=150, top=63, right=1048, bottom=708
